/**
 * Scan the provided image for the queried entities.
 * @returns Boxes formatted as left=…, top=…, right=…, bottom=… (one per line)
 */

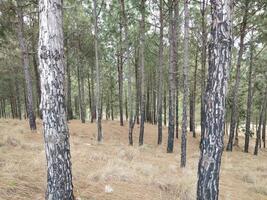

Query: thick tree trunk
left=16, top=1, right=36, bottom=130
left=93, top=0, right=103, bottom=142
left=226, top=0, right=249, bottom=151
left=181, top=0, right=189, bottom=167
left=200, top=0, right=207, bottom=146
left=139, top=0, right=146, bottom=146
left=197, top=0, right=231, bottom=199
left=244, top=36, right=254, bottom=152
left=38, top=0, right=74, bottom=199
left=167, top=0, right=177, bottom=153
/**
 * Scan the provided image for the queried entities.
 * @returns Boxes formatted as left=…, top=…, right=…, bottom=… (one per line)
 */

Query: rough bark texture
left=38, top=0, right=74, bottom=199
left=197, top=0, right=231, bottom=199
left=93, top=0, right=103, bottom=142
left=244, top=36, right=254, bottom=152
left=226, top=0, right=249, bottom=151
left=167, top=0, right=177, bottom=153
left=181, top=0, right=189, bottom=167
left=157, top=0, right=163, bottom=145
left=139, top=0, right=146, bottom=146
left=190, top=49, right=198, bottom=138
left=200, top=0, right=208, bottom=146
left=16, top=1, right=36, bottom=130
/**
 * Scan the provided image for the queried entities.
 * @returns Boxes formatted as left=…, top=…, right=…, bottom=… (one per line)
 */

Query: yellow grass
left=0, top=119, right=267, bottom=200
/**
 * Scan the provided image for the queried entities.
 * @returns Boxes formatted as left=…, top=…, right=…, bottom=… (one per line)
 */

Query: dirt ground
left=0, top=119, right=267, bottom=200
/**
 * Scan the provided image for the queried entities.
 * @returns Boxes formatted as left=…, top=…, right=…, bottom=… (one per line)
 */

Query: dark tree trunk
left=197, top=0, right=231, bottom=199
left=38, top=0, right=74, bottom=199
left=77, top=63, right=85, bottom=123
left=262, top=105, right=266, bottom=148
left=254, top=87, right=267, bottom=155
left=164, top=86, right=167, bottom=126
left=118, top=18, right=124, bottom=126
left=93, top=0, right=103, bottom=142
left=200, top=0, right=208, bottom=146
left=190, top=48, right=198, bottom=138
left=139, top=0, right=146, bottom=146
left=244, top=35, right=254, bottom=152
left=226, top=0, right=249, bottom=151
left=167, top=0, right=177, bottom=153
left=90, top=63, right=96, bottom=123
left=135, top=47, right=140, bottom=125
left=234, top=112, right=239, bottom=146
left=66, top=40, right=73, bottom=120
left=181, top=0, right=189, bottom=167
left=120, top=0, right=135, bottom=145
left=16, top=1, right=36, bottom=130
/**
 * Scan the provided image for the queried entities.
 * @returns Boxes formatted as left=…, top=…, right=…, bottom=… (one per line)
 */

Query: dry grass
left=0, top=119, right=267, bottom=200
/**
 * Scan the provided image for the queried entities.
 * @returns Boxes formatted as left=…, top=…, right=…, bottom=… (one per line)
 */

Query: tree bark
left=118, top=17, right=124, bottom=126
left=38, top=0, right=74, bottom=199
left=181, top=0, right=189, bottom=167
left=93, top=0, right=103, bottom=142
left=66, top=40, right=73, bottom=120
left=197, top=0, right=231, bottom=199
left=167, top=0, right=177, bottom=153
left=190, top=48, right=198, bottom=138
left=120, top=0, right=135, bottom=145
left=244, top=35, right=254, bottom=152
left=226, top=0, right=249, bottom=151
left=139, top=0, right=146, bottom=146
left=16, top=1, right=36, bottom=130
left=254, top=87, right=267, bottom=155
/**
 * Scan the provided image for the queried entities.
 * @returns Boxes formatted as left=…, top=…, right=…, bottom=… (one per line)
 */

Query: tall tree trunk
left=244, top=35, right=254, bottom=152
left=181, top=0, right=189, bottom=167
left=197, top=0, right=231, bottom=199
left=254, top=87, right=267, bottom=155
left=174, top=0, right=179, bottom=140
left=164, top=85, right=167, bottom=126
left=200, top=0, right=208, bottom=146
left=77, top=63, right=85, bottom=123
left=139, top=0, right=146, bottom=146
left=234, top=111, right=239, bottom=146
left=120, top=0, right=135, bottom=145
left=66, top=40, right=73, bottom=120
left=190, top=48, right=198, bottom=138
left=15, top=77, right=22, bottom=120
left=167, top=0, right=177, bottom=153
left=90, top=63, right=96, bottom=123
left=226, top=0, right=249, bottom=151
left=135, top=47, right=140, bottom=125
left=118, top=18, right=124, bottom=126
left=93, top=0, right=103, bottom=142
left=16, top=1, right=36, bottom=130
left=38, top=0, right=74, bottom=199
left=262, top=103, right=267, bottom=148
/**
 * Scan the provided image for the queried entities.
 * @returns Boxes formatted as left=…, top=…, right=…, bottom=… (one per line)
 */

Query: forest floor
left=0, top=119, right=267, bottom=200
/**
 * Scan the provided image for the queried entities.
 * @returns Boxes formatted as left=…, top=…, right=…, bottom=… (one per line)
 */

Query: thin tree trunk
left=226, top=0, right=249, bottom=151
left=38, top=0, right=74, bottom=199
left=135, top=47, right=140, bottom=125
left=66, top=40, right=73, bottom=120
left=16, top=1, right=36, bottom=130
left=93, top=0, right=103, bottom=142
left=190, top=48, right=198, bottom=138
left=120, top=0, right=135, bottom=145
left=244, top=34, right=254, bottom=152
left=118, top=17, right=124, bottom=126
left=234, top=112, right=239, bottom=146
left=90, top=63, right=96, bottom=123
left=197, top=0, right=231, bottom=198
left=181, top=0, right=189, bottom=167
left=164, top=85, right=167, bottom=126
left=262, top=104, right=267, bottom=148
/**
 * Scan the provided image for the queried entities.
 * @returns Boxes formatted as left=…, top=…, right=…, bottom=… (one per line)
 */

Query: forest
left=0, top=0, right=267, bottom=199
